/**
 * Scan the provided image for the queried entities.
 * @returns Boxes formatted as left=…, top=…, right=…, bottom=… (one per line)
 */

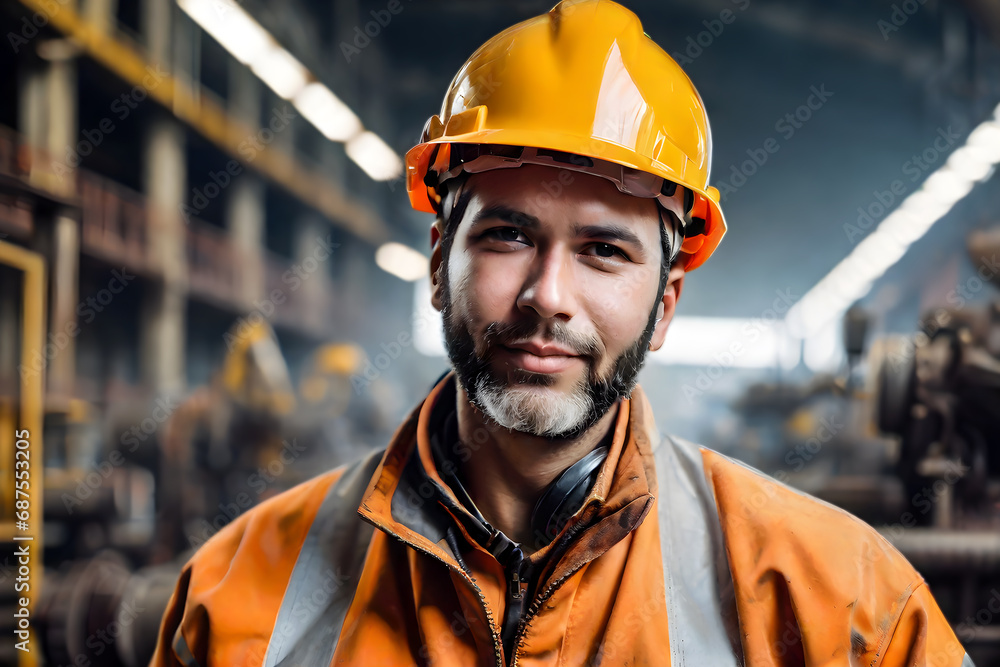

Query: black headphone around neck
left=427, top=371, right=611, bottom=550
left=528, top=444, right=608, bottom=547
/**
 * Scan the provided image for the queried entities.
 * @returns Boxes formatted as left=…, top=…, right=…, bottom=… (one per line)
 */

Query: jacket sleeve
left=148, top=564, right=202, bottom=667
left=879, top=582, right=974, bottom=667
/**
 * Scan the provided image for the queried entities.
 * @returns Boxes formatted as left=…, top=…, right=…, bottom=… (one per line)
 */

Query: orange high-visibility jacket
left=150, top=372, right=973, bottom=666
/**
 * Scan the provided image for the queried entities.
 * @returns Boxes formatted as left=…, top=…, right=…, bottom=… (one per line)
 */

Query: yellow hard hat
left=405, top=0, right=726, bottom=270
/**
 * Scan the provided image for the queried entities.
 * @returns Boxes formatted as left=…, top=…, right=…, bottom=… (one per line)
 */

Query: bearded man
left=151, top=2, right=972, bottom=665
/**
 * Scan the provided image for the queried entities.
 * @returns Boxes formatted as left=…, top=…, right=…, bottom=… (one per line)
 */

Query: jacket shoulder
left=686, top=443, right=971, bottom=666
left=186, top=446, right=388, bottom=585
left=152, top=449, right=384, bottom=666
left=187, top=461, right=348, bottom=570
left=697, top=444, right=922, bottom=586
left=692, top=443, right=938, bottom=663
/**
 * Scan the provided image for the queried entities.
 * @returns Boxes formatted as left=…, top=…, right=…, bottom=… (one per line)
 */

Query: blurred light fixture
left=346, top=131, right=404, bottom=181
left=967, top=121, right=1000, bottom=160
left=945, top=145, right=994, bottom=182
left=376, top=242, right=428, bottom=282
left=177, top=0, right=401, bottom=180
left=293, top=83, right=362, bottom=142
left=251, top=48, right=309, bottom=100
left=786, top=104, right=1000, bottom=339
left=177, top=0, right=270, bottom=65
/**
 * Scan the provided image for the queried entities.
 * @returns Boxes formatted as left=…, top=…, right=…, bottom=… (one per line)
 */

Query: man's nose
left=516, top=249, right=578, bottom=321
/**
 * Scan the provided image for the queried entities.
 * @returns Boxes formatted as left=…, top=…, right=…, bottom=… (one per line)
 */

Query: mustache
left=479, top=319, right=601, bottom=359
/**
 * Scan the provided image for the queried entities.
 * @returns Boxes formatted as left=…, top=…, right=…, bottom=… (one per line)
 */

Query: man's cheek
left=472, top=264, right=522, bottom=314
left=589, top=304, right=655, bottom=365
left=588, top=275, right=649, bottom=321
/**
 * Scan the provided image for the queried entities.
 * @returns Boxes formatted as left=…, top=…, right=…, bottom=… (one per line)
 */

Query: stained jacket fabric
left=150, top=372, right=973, bottom=667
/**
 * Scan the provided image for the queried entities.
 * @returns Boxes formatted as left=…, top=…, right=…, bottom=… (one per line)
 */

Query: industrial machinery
left=153, top=318, right=295, bottom=560
left=288, top=341, right=393, bottom=469
left=875, top=228, right=1000, bottom=529
left=871, top=228, right=1000, bottom=663
left=31, top=321, right=384, bottom=666
left=720, top=228, right=1000, bottom=665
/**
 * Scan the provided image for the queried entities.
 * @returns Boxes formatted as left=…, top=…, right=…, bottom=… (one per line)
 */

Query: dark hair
left=437, top=174, right=674, bottom=308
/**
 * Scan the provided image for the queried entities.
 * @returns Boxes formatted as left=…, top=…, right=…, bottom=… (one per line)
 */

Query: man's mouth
left=496, top=341, right=585, bottom=374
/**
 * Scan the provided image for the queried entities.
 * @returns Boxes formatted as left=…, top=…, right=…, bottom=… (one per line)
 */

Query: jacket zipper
left=508, top=496, right=655, bottom=666
left=386, top=533, right=505, bottom=667
left=508, top=521, right=588, bottom=667
left=500, top=545, right=529, bottom=665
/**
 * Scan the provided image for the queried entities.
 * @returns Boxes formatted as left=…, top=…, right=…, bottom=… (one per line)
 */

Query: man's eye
left=585, top=243, right=628, bottom=260
left=485, top=228, right=526, bottom=243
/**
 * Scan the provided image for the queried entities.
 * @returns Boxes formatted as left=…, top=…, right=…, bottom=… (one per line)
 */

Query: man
left=151, top=1, right=974, bottom=665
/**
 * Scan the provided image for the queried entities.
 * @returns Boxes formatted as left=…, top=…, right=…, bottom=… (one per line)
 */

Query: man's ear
left=649, top=261, right=686, bottom=352
left=429, top=219, right=445, bottom=312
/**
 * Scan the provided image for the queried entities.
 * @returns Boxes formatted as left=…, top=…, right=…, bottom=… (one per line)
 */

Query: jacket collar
left=357, top=371, right=662, bottom=570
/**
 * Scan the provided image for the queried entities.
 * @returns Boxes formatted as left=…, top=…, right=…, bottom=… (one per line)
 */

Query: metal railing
left=1, top=123, right=338, bottom=337
left=186, top=221, right=246, bottom=306
left=0, top=125, right=30, bottom=181
left=79, top=172, right=151, bottom=270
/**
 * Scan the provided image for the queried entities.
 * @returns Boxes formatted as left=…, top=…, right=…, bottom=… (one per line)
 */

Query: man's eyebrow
left=471, top=204, right=540, bottom=228
left=471, top=207, right=647, bottom=250
left=572, top=223, right=645, bottom=248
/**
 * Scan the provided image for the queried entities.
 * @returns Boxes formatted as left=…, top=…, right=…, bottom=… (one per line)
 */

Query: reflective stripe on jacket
left=150, top=372, right=973, bottom=666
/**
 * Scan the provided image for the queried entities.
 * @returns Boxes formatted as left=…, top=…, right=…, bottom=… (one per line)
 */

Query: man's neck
left=452, top=382, right=620, bottom=551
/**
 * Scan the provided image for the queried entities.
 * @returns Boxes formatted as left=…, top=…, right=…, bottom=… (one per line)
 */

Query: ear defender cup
left=530, top=446, right=609, bottom=547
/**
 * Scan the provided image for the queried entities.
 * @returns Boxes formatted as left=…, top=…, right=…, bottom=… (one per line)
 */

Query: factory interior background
left=1, top=0, right=1000, bottom=664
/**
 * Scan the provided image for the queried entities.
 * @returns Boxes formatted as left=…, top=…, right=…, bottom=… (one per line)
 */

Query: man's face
left=437, top=164, right=675, bottom=440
